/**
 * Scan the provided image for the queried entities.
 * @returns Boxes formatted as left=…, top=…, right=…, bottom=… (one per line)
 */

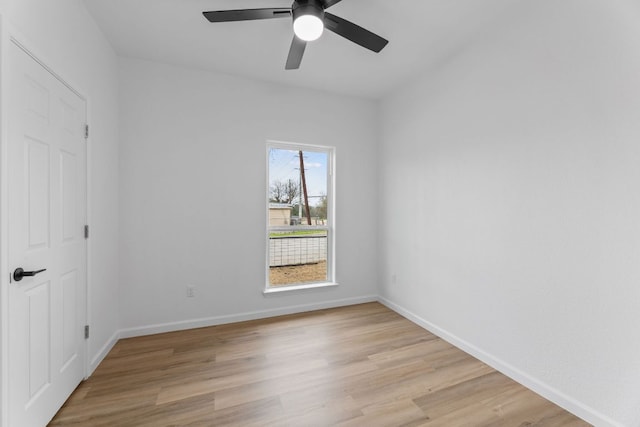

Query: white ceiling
left=84, top=0, right=515, bottom=99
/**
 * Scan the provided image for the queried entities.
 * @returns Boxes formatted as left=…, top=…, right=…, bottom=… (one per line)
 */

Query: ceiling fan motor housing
left=292, top=0, right=326, bottom=23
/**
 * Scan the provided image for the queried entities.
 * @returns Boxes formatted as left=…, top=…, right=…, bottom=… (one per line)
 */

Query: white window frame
left=264, top=141, right=337, bottom=293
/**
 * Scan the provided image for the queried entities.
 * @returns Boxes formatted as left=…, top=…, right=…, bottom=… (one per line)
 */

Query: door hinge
left=84, top=325, right=90, bottom=339
left=84, top=225, right=89, bottom=239
left=85, top=124, right=89, bottom=139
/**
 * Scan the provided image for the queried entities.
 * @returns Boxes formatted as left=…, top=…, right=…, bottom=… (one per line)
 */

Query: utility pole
left=298, top=169, right=302, bottom=220
left=299, top=151, right=312, bottom=225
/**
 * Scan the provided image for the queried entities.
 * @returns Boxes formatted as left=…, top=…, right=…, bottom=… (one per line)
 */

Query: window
left=266, top=141, right=335, bottom=291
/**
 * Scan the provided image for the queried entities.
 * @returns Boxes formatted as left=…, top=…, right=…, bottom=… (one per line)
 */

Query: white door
left=7, top=40, right=87, bottom=427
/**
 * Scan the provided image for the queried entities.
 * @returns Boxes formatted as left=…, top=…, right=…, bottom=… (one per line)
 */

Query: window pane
left=268, top=148, right=329, bottom=227
left=269, top=231, right=328, bottom=286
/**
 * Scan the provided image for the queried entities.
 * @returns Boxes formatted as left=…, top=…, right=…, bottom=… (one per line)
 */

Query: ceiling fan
left=202, top=0, right=389, bottom=70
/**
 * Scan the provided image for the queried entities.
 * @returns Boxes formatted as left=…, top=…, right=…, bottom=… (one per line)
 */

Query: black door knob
left=13, top=268, right=46, bottom=282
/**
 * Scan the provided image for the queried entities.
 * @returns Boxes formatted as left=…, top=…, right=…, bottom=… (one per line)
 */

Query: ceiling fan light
left=294, top=14, right=324, bottom=41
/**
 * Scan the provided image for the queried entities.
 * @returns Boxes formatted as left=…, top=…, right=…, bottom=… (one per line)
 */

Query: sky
left=269, top=148, right=328, bottom=208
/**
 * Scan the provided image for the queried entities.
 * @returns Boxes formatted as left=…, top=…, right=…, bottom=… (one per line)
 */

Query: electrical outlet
left=186, top=286, right=196, bottom=298
left=391, top=274, right=397, bottom=285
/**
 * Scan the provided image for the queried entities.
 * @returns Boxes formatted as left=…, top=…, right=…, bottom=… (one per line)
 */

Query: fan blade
left=286, top=36, right=307, bottom=70
left=324, top=13, right=388, bottom=53
left=322, top=0, right=343, bottom=8
left=203, top=8, right=291, bottom=23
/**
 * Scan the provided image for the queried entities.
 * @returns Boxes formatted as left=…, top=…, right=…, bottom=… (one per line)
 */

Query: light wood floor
left=50, top=303, right=590, bottom=426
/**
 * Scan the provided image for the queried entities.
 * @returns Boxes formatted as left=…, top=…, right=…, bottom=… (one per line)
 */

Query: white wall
left=0, top=0, right=120, bottom=376
left=378, top=0, right=640, bottom=426
left=118, top=58, right=378, bottom=332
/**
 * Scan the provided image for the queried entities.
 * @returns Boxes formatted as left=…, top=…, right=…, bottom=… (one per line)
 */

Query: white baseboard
left=377, top=296, right=623, bottom=427
left=88, top=329, right=120, bottom=376
left=118, top=295, right=378, bottom=339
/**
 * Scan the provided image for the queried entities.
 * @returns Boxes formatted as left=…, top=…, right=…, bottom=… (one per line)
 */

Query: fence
left=269, top=235, right=327, bottom=267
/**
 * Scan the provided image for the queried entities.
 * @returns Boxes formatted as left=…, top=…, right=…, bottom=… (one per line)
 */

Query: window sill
left=263, top=282, right=339, bottom=295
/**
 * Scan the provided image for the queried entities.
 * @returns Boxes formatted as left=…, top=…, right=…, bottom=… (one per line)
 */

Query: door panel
left=26, top=281, right=51, bottom=403
left=60, top=151, right=77, bottom=243
left=27, top=138, right=50, bottom=249
left=61, top=270, right=78, bottom=369
left=8, top=40, right=87, bottom=427
left=25, top=75, right=49, bottom=122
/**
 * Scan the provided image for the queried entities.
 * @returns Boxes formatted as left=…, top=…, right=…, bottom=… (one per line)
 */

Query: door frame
left=0, top=16, right=91, bottom=427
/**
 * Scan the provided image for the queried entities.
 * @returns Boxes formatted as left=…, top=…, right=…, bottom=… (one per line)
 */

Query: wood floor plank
left=413, top=371, right=518, bottom=419
left=49, top=303, right=591, bottom=426
left=338, top=399, right=429, bottom=427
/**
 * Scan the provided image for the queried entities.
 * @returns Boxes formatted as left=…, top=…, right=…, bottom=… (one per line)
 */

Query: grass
left=269, top=230, right=327, bottom=238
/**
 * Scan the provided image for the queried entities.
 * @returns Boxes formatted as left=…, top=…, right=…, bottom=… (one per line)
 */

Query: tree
left=270, top=181, right=286, bottom=203
left=284, top=179, right=299, bottom=204
left=270, top=179, right=299, bottom=204
left=316, top=195, right=327, bottom=220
